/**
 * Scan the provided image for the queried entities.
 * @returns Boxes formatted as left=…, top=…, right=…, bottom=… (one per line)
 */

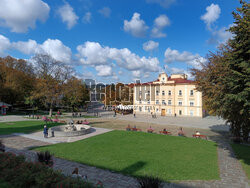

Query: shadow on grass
left=231, top=143, right=250, bottom=166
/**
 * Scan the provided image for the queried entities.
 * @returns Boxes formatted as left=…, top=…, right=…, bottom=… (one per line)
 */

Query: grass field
left=35, top=130, right=219, bottom=181
left=231, top=143, right=250, bottom=179
left=0, top=121, right=63, bottom=135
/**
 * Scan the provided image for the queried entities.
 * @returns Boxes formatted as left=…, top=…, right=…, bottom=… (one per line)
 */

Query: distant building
left=133, top=73, right=204, bottom=117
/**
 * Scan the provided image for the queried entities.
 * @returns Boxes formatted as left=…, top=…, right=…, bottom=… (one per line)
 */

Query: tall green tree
left=192, top=1, right=250, bottom=141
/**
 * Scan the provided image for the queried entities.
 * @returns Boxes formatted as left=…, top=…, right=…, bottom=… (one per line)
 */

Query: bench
left=131, top=128, right=141, bottom=131
left=159, top=131, right=171, bottom=135
left=192, top=134, right=207, bottom=140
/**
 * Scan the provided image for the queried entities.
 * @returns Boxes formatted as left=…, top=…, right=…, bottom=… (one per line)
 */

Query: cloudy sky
left=0, top=0, right=239, bottom=83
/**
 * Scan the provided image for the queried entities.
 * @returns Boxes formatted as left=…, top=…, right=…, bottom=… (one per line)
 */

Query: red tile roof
left=168, top=77, right=195, bottom=84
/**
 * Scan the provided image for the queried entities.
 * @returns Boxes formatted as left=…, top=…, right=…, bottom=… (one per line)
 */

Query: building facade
left=133, top=73, right=204, bottom=117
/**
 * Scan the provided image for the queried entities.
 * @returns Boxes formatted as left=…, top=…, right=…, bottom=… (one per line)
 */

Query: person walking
left=43, top=125, right=48, bottom=138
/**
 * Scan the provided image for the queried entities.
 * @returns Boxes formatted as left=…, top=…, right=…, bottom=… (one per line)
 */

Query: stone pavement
left=2, top=134, right=249, bottom=188
left=113, top=114, right=229, bottom=132
left=12, top=127, right=112, bottom=144
left=0, top=115, right=35, bottom=122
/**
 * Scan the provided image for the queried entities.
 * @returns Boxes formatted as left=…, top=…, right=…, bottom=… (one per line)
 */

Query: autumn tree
left=0, top=56, right=35, bottom=105
left=63, top=77, right=89, bottom=111
left=192, top=1, right=250, bottom=141
left=31, top=54, right=73, bottom=116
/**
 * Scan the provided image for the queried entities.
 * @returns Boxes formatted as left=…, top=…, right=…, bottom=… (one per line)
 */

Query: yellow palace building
left=133, top=73, right=204, bottom=117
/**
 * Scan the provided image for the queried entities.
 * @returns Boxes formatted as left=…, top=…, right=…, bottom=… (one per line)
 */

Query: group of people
left=76, top=119, right=89, bottom=124
left=72, top=112, right=82, bottom=117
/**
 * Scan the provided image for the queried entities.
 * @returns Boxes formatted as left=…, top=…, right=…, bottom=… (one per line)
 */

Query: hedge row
left=0, top=152, right=94, bottom=188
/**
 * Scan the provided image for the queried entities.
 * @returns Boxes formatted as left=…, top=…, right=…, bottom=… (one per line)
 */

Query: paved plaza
left=110, top=113, right=229, bottom=131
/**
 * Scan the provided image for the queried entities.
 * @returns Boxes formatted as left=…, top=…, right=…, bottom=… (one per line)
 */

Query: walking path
left=0, top=115, right=34, bottom=122
left=12, top=127, right=112, bottom=144
left=2, top=134, right=249, bottom=187
left=114, top=114, right=229, bottom=132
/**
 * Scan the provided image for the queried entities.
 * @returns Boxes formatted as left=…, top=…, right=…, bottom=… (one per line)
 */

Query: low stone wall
left=51, top=125, right=92, bottom=137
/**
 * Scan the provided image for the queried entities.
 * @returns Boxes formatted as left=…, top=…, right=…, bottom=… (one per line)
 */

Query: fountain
left=51, top=119, right=92, bottom=137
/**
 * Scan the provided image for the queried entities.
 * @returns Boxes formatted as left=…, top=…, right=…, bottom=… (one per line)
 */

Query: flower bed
left=0, top=152, right=93, bottom=188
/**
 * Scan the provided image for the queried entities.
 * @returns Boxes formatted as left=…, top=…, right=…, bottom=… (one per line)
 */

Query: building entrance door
left=161, top=109, right=166, bottom=116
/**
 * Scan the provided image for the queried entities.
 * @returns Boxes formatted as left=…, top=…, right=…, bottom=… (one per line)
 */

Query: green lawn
left=35, top=130, right=219, bottom=181
left=231, top=143, right=250, bottom=179
left=0, top=121, right=63, bottom=135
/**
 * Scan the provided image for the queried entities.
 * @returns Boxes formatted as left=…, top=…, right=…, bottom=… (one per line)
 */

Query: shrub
left=0, top=152, right=93, bottom=188
left=0, top=140, right=5, bottom=152
left=136, top=175, right=163, bottom=188
left=37, top=151, right=53, bottom=167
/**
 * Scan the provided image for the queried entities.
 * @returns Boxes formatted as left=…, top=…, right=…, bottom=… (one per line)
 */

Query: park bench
left=192, top=134, right=207, bottom=140
left=147, top=129, right=154, bottom=133
left=159, top=131, right=171, bottom=135
left=131, top=127, right=141, bottom=131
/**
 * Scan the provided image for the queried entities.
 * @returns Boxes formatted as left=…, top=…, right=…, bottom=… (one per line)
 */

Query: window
left=147, top=100, right=150, bottom=104
left=147, top=91, right=150, bottom=95
left=168, top=100, right=172, bottom=105
left=179, top=90, right=182, bottom=96
left=179, top=110, right=182, bottom=115
left=148, top=108, right=150, bottom=112
left=139, top=91, right=142, bottom=95
left=139, top=100, right=142, bottom=104
left=156, top=100, right=159, bottom=104
left=156, top=108, right=159, bottom=112
left=162, top=100, right=166, bottom=105
left=190, top=110, right=194, bottom=116
left=162, top=91, right=165, bottom=96
left=168, top=90, right=171, bottom=96
left=162, top=77, right=165, bottom=80
left=156, top=90, right=159, bottom=96
left=178, top=101, right=182, bottom=106
left=190, top=90, right=194, bottom=96
left=168, top=109, right=172, bottom=114
left=139, top=107, right=142, bottom=111
left=190, top=101, right=194, bottom=106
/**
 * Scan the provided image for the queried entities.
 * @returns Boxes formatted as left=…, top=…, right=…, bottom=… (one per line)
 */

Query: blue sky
left=0, top=0, right=240, bottom=83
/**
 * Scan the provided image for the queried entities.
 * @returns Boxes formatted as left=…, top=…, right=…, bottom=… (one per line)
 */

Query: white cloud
left=82, top=12, right=91, bottom=23
left=0, top=34, right=11, bottom=56
left=151, top=15, right=170, bottom=38
left=95, top=65, right=112, bottom=77
left=143, top=72, right=150, bottom=78
left=12, top=39, right=38, bottom=54
left=98, top=7, right=111, bottom=18
left=201, top=3, right=221, bottom=30
left=145, top=0, right=176, bottom=8
left=57, top=2, right=78, bottom=29
left=12, top=38, right=72, bottom=63
left=77, top=41, right=160, bottom=72
left=143, top=40, right=159, bottom=51
left=164, top=65, right=194, bottom=79
left=209, top=25, right=233, bottom=45
left=39, top=39, right=72, bottom=63
left=201, top=4, right=233, bottom=45
left=0, top=0, right=50, bottom=33
left=132, top=70, right=141, bottom=78
left=164, top=48, right=207, bottom=68
left=124, top=13, right=149, bottom=37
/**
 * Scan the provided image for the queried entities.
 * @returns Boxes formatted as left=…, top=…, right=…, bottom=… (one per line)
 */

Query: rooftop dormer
left=158, top=73, right=168, bottom=83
